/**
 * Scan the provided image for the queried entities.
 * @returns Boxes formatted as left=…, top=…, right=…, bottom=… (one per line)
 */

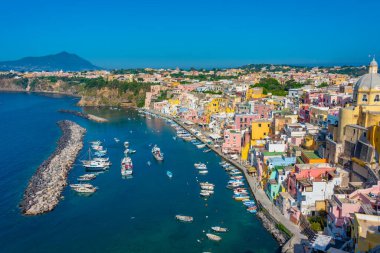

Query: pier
left=59, top=109, right=108, bottom=123
left=143, top=109, right=307, bottom=252
left=21, top=120, right=86, bottom=215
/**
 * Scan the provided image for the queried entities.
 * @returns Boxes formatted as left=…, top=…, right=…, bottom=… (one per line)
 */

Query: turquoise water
left=0, top=92, right=280, bottom=253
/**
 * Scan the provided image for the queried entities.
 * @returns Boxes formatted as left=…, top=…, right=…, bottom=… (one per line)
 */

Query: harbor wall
left=21, top=120, right=86, bottom=215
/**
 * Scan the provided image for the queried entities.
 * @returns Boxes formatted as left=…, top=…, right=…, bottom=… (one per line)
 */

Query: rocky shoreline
left=256, top=211, right=288, bottom=245
left=20, top=120, right=86, bottom=215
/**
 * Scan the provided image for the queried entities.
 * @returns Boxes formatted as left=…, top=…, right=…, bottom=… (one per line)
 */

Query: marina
left=0, top=93, right=279, bottom=253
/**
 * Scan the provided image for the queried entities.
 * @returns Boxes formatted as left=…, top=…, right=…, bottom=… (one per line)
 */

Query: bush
left=310, top=222, right=322, bottom=232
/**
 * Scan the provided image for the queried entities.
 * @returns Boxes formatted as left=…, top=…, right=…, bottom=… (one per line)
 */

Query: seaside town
left=1, top=59, right=380, bottom=252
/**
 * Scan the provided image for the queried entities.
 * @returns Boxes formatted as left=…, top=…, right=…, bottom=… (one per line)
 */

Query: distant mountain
left=0, top=52, right=101, bottom=72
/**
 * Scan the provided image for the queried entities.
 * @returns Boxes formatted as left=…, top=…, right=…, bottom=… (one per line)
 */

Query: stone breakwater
left=58, top=109, right=108, bottom=123
left=256, top=211, right=287, bottom=245
left=21, top=120, right=86, bottom=215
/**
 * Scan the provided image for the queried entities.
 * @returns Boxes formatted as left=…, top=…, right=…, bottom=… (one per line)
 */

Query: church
left=325, top=58, right=380, bottom=185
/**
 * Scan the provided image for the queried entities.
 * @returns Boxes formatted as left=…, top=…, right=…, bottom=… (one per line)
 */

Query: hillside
left=0, top=52, right=100, bottom=72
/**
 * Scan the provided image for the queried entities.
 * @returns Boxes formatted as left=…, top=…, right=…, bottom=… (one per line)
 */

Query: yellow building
left=251, top=119, right=271, bottom=146
left=352, top=213, right=380, bottom=253
left=367, top=124, right=380, bottom=155
left=336, top=59, right=380, bottom=143
left=246, top=87, right=264, bottom=100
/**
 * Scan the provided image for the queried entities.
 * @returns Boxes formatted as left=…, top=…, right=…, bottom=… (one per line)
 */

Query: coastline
left=142, top=108, right=306, bottom=251
left=21, top=120, right=86, bottom=215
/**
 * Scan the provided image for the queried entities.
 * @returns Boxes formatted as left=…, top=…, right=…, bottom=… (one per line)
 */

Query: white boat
left=175, top=215, right=193, bottom=222
left=211, top=226, right=228, bottom=232
left=167, top=171, right=173, bottom=178
left=196, top=144, right=206, bottom=149
left=77, top=174, right=96, bottom=181
left=72, top=186, right=97, bottom=193
left=203, top=149, right=211, bottom=153
left=70, top=183, right=94, bottom=189
left=201, top=185, right=214, bottom=190
left=152, top=145, right=164, bottom=161
left=194, top=163, right=207, bottom=170
left=124, top=141, right=129, bottom=148
left=121, top=157, right=133, bottom=176
left=199, top=170, right=208, bottom=175
left=90, top=141, right=101, bottom=145
left=114, top=138, right=120, bottom=143
left=200, top=191, right=211, bottom=197
left=206, top=233, right=222, bottom=241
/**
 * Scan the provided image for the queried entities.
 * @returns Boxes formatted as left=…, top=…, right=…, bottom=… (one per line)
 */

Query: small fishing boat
left=72, top=186, right=97, bottom=194
left=175, top=215, right=193, bottom=222
left=196, top=144, right=206, bottom=149
left=247, top=206, right=257, bottom=213
left=211, top=226, right=228, bottom=233
left=203, top=149, right=211, bottom=153
left=199, top=170, right=208, bottom=175
left=114, top=138, right=120, bottom=143
left=200, top=191, right=211, bottom=197
left=167, top=171, right=173, bottom=178
left=206, top=233, right=222, bottom=241
left=243, top=201, right=256, bottom=207
left=200, top=185, right=214, bottom=190
left=124, top=141, right=129, bottom=148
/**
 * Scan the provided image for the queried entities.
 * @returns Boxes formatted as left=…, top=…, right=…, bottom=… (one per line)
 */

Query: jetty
left=21, top=120, right=86, bottom=215
left=143, top=109, right=307, bottom=252
left=58, top=109, right=108, bottom=123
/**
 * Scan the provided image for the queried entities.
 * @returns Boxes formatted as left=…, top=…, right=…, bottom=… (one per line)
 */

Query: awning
left=247, top=166, right=257, bottom=173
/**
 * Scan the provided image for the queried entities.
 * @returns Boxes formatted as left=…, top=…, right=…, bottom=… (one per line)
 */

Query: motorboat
left=77, top=174, right=96, bottom=181
left=194, top=163, right=207, bottom=170
left=211, top=226, right=228, bottom=233
left=121, top=157, right=133, bottom=176
left=167, top=171, right=173, bottom=178
left=152, top=145, right=164, bottom=161
left=175, top=215, right=193, bottom=222
left=206, top=233, right=221, bottom=241
left=198, top=170, right=208, bottom=175
left=196, top=144, right=206, bottom=149
left=114, top=138, right=120, bottom=143
left=124, top=141, right=129, bottom=148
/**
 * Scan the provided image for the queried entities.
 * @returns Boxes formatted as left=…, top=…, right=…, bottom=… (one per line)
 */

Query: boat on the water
left=198, top=170, right=208, bottom=175
left=211, top=226, right=228, bottom=232
left=196, top=143, right=206, bottom=149
left=124, top=141, right=129, bottom=148
left=175, top=215, right=193, bottom=222
left=114, top=138, right=120, bottom=143
left=70, top=183, right=97, bottom=194
left=77, top=174, right=96, bottom=181
left=152, top=145, right=164, bottom=161
left=121, top=157, right=133, bottom=176
left=203, top=149, right=211, bottom=153
left=206, top=233, right=222, bottom=241
left=194, top=163, right=207, bottom=170
left=167, top=171, right=173, bottom=178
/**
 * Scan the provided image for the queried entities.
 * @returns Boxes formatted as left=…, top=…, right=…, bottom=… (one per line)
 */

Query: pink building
left=327, top=181, right=380, bottom=239
left=153, top=101, right=168, bottom=111
left=254, top=103, right=273, bottom=119
left=178, top=83, right=202, bottom=92
left=180, top=109, right=198, bottom=122
left=222, top=129, right=242, bottom=154
left=234, top=114, right=260, bottom=130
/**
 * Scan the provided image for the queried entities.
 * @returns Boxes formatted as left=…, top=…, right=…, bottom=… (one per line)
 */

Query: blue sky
left=1, top=0, right=379, bottom=68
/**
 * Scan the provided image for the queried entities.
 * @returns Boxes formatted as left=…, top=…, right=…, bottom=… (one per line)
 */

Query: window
left=375, top=95, right=380, bottom=102
left=258, top=124, right=261, bottom=127
left=362, top=94, right=368, bottom=102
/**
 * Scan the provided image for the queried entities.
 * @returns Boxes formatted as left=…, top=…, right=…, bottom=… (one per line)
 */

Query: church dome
left=354, top=58, right=380, bottom=92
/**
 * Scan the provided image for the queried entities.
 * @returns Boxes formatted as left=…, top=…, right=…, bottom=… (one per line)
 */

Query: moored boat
left=152, top=145, right=164, bottom=161
left=167, top=170, right=173, bottom=178
left=175, top=215, right=193, bottom=222
left=211, top=226, right=228, bottom=232
left=206, top=233, right=222, bottom=241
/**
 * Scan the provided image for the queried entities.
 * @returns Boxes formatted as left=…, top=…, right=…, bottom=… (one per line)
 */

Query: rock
left=20, top=120, right=86, bottom=215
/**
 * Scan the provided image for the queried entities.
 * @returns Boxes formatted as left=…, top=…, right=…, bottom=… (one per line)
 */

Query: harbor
left=21, top=120, right=86, bottom=215
left=142, top=108, right=306, bottom=249
left=0, top=93, right=279, bottom=253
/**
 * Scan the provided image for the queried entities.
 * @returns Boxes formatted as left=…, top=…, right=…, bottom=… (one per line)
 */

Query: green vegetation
left=252, top=78, right=287, bottom=96
left=317, top=82, right=329, bottom=88
left=276, top=223, right=293, bottom=238
left=202, top=90, right=223, bottom=95
left=308, top=211, right=327, bottom=232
